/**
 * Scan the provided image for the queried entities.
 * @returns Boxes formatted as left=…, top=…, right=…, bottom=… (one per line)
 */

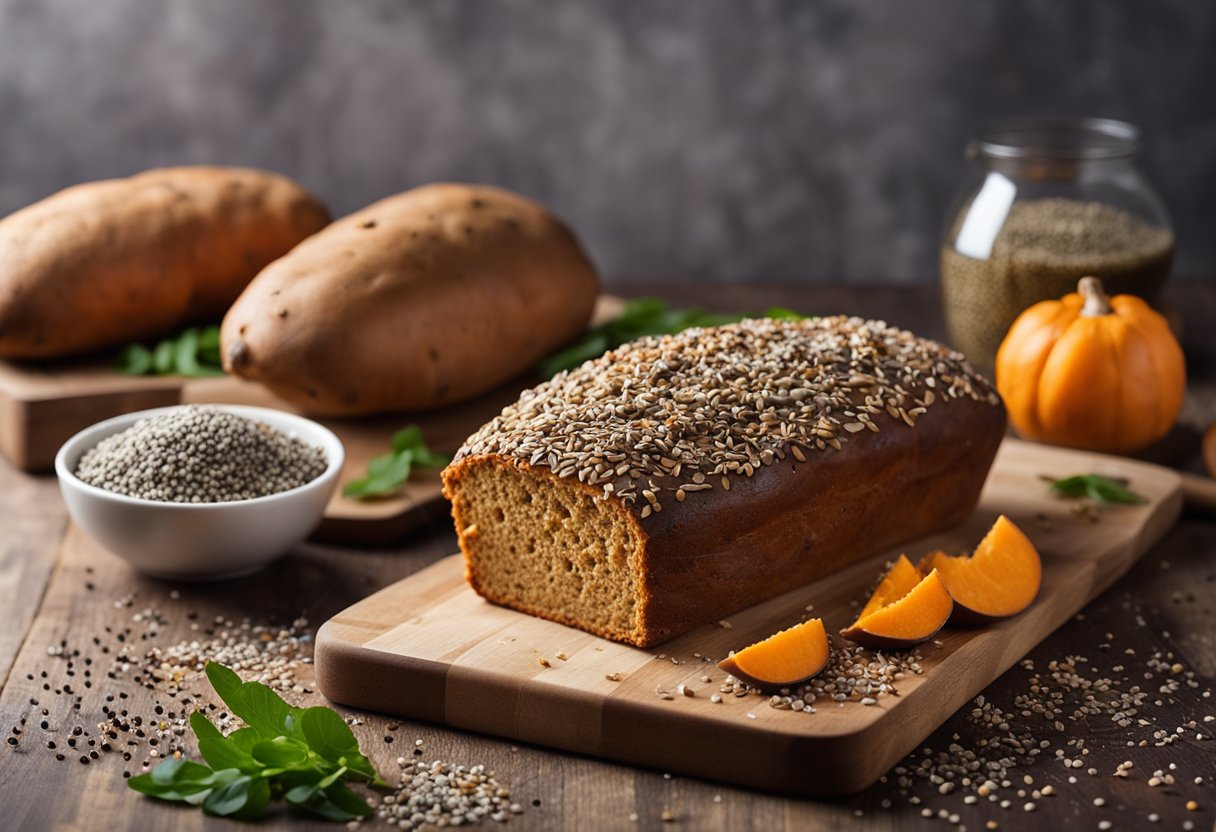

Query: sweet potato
left=221, top=183, right=599, bottom=416
left=0, top=166, right=329, bottom=359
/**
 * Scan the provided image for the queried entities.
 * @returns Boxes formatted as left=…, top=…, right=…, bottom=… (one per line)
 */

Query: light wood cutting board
left=0, top=297, right=625, bottom=544
left=314, top=438, right=1182, bottom=796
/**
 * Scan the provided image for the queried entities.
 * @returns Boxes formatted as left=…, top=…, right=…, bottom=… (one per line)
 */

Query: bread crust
left=634, top=394, right=1004, bottom=644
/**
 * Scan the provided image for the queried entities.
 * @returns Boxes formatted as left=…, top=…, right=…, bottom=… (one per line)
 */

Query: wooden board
left=313, top=439, right=1183, bottom=797
left=0, top=296, right=624, bottom=544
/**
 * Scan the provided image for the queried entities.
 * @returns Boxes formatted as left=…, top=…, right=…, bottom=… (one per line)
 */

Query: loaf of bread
left=442, top=316, right=1006, bottom=648
left=0, top=166, right=329, bottom=359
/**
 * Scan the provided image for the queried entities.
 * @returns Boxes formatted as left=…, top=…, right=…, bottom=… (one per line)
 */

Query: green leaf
left=175, top=327, right=200, bottom=375
left=149, top=758, right=213, bottom=789
left=130, top=661, right=385, bottom=822
left=237, top=684, right=296, bottom=739
left=202, top=662, right=244, bottom=709
left=764, top=306, right=808, bottom=321
left=344, top=425, right=449, bottom=500
left=226, top=726, right=262, bottom=755
left=535, top=298, right=809, bottom=378
left=190, top=710, right=256, bottom=773
left=197, top=325, right=222, bottom=366
left=296, top=780, right=375, bottom=822
left=534, top=332, right=610, bottom=379
left=112, top=322, right=226, bottom=378
left=343, top=450, right=412, bottom=499
left=202, top=774, right=271, bottom=819
left=152, top=339, right=176, bottom=374
left=129, top=760, right=241, bottom=803
left=390, top=425, right=425, bottom=454
left=251, top=737, right=310, bottom=770
left=1049, top=474, right=1147, bottom=505
left=113, top=343, right=153, bottom=376
left=317, top=766, right=348, bottom=789
left=204, top=662, right=294, bottom=739
left=391, top=426, right=450, bottom=467
left=297, top=707, right=380, bottom=783
left=369, top=450, right=412, bottom=482
left=299, top=707, right=360, bottom=763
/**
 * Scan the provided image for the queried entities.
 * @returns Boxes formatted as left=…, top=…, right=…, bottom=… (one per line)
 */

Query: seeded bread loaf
left=442, top=317, right=1006, bottom=648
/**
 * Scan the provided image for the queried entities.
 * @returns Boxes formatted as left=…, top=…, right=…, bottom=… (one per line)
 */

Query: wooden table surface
left=1, top=282, right=1213, bottom=832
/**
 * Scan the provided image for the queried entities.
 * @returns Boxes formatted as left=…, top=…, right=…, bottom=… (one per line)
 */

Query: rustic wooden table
left=1, top=283, right=1213, bottom=831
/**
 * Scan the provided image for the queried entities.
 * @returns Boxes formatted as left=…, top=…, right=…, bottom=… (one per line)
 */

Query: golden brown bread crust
left=444, top=316, right=1007, bottom=647
left=0, top=166, right=329, bottom=359
left=221, top=182, right=600, bottom=416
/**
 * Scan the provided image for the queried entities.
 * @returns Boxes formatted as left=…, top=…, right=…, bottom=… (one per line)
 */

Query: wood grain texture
left=314, top=439, right=1183, bottom=796
left=0, top=460, right=67, bottom=689
left=1, top=282, right=1213, bottom=831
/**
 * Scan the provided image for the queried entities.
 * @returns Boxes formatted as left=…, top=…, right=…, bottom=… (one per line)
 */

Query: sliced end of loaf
left=443, top=456, right=652, bottom=646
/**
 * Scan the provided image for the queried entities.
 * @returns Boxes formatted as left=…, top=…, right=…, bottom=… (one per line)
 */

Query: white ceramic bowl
left=55, top=404, right=345, bottom=581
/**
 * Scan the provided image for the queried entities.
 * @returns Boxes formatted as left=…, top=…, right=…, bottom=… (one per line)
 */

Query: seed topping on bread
left=455, top=316, right=999, bottom=517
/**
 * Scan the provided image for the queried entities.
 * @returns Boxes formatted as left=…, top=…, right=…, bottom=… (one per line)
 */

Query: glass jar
left=940, top=117, right=1173, bottom=372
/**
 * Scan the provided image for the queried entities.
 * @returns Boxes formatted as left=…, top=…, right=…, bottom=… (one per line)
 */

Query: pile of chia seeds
left=74, top=406, right=327, bottom=503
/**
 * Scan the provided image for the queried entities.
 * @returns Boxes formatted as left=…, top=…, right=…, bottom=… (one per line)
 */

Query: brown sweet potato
left=0, top=166, right=329, bottom=358
left=221, top=183, right=599, bottom=416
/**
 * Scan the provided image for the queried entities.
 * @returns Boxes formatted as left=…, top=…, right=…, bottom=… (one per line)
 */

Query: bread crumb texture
left=447, top=458, right=644, bottom=642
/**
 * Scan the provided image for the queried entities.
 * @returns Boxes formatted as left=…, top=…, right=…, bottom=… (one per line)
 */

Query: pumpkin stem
left=1078, top=276, right=1112, bottom=318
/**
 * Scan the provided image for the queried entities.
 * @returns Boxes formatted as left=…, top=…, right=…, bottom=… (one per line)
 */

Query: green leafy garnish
left=535, top=298, right=810, bottom=378
left=343, top=424, right=450, bottom=500
left=114, top=324, right=225, bottom=378
left=1048, top=474, right=1147, bottom=505
left=128, top=662, right=385, bottom=821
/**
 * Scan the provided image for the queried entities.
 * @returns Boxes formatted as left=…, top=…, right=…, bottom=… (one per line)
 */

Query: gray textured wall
left=1, top=0, right=1213, bottom=283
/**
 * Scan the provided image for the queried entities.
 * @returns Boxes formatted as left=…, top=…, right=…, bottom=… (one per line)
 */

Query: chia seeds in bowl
left=56, top=405, right=343, bottom=579
left=74, top=405, right=328, bottom=503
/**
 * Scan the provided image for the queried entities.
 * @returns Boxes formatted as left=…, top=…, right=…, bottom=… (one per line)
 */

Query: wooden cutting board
left=0, top=297, right=625, bottom=544
left=314, top=439, right=1182, bottom=796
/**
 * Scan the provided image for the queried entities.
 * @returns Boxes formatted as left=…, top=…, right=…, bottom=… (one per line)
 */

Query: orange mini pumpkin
left=996, top=276, right=1185, bottom=454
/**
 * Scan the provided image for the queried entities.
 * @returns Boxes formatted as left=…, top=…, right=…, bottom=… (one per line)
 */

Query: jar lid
left=972, top=117, right=1141, bottom=162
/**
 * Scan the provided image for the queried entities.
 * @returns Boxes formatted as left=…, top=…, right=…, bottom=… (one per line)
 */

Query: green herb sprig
left=1047, top=474, right=1147, bottom=505
left=536, top=298, right=807, bottom=378
left=128, top=662, right=386, bottom=821
left=343, top=425, right=450, bottom=500
left=114, top=325, right=225, bottom=378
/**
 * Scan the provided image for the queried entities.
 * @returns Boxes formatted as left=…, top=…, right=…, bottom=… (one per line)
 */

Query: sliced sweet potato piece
left=840, top=568, right=953, bottom=649
left=856, top=554, right=923, bottom=620
left=717, top=618, right=829, bottom=690
left=919, top=515, right=1042, bottom=624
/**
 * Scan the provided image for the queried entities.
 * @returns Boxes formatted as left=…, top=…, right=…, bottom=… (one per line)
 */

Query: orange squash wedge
left=919, top=515, right=1041, bottom=625
left=856, top=555, right=923, bottom=620
left=841, top=566, right=953, bottom=650
left=717, top=618, right=829, bottom=690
